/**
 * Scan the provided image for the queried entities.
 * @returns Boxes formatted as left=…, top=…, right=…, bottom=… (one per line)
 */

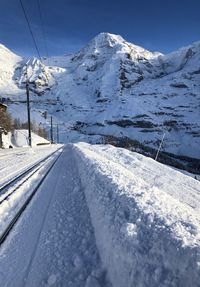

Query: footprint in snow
left=47, top=274, right=57, bottom=286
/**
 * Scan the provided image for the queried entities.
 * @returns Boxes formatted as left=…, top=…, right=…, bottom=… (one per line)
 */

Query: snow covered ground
left=0, top=145, right=110, bottom=287
left=73, top=143, right=200, bottom=287
left=0, top=145, right=60, bottom=186
left=2, top=129, right=50, bottom=148
left=0, top=143, right=199, bottom=286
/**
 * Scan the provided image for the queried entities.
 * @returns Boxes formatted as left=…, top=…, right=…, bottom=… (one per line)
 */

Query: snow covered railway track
left=0, top=150, right=27, bottom=159
left=0, top=147, right=62, bottom=194
left=0, top=147, right=63, bottom=246
left=0, top=153, right=17, bottom=159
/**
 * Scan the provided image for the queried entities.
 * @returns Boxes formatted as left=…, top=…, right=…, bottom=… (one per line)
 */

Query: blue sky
left=0, top=0, right=199, bottom=57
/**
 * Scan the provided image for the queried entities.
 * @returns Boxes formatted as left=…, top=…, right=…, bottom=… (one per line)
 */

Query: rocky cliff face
left=0, top=33, right=200, bottom=159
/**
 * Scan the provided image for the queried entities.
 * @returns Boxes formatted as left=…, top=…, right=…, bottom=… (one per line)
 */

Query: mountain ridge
left=0, top=33, right=199, bottom=160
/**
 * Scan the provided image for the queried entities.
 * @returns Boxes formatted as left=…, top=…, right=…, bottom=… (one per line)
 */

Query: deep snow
left=0, top=145, right=110, bottom=287
left=2, top=129, right=50, bottom=148
left=0, top=143, right=200, bottom=287
left=73, top=143, right=200, bottom=287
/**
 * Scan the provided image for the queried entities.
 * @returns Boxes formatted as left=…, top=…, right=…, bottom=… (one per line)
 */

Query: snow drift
left=73, top=143, right=200, bottom=287
left=2, top=129, right=50, bottom=148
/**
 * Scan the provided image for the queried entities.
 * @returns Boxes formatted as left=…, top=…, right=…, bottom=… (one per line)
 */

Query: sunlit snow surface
left=73, top=143, right=200, bottom=287
left=0, top=33, right=200, bottom=158
left=0, top=143, right=199, bottom=286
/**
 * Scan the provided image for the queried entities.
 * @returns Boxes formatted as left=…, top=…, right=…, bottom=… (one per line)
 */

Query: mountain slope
left=0, top=33, right=199, bottom=160
left=0, top=44, right=22, bottom=95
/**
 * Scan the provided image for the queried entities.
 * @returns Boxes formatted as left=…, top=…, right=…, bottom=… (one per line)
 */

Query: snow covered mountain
left=0, top=33, right=200, bottom=160
left=0, top=44, right=22, bottom=95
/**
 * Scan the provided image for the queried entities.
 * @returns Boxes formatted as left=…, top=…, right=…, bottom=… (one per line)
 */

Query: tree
left=13, top=118, right=21, bottom=130
left=37, top=125, right=48, bottom=139
left=0, top=110, right=12, bottom=131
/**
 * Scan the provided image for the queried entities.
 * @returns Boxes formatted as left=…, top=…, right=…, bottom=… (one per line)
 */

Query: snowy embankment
left=2, top=129, right=50, bottom=148
left=72, top=143, right=200, bottom=287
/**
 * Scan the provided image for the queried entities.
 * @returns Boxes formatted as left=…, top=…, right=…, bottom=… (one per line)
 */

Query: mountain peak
left=84, top=32, right=161, bottom=61
left=94, top=32, right=125, bottom=43
left=90, top=32, right=126, bottom=50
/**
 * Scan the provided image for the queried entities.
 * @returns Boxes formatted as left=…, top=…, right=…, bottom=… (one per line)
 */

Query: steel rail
left=0, top=147, right=63, bottom=246
left=0, top=151, right=57, bottom=204
left=0, top=147, right=63, bottom=193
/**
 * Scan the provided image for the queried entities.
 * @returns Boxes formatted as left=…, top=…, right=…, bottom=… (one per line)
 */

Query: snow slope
left=0, top=44, right=22, bottom=95
left=18, top=58, right=65, bottom=95
left=0, top=33, right=200, bottom=158
left=73, top=143, right=200, bottom=287
left=44, top=34, right=200, bottom=158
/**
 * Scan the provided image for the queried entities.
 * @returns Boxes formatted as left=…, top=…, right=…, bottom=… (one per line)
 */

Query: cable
left=19, top=0, right=42, bottom=62
left=37, top=0, right=49, bottom=64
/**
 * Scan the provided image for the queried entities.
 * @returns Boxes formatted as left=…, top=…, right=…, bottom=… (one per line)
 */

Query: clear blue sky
left=0, top=0, right=199, bottom=57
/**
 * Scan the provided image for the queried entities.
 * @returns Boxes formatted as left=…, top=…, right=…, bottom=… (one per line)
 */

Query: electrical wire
left=37, top=0, right=49, bottom=64
left=19, top=0, right=42, bottom=62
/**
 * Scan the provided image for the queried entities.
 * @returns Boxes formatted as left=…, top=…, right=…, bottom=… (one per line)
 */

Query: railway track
left=0, top=147, right=34, bottom=159
left=0, top=147, right=63, bottom=246
left=0, top=147, right=62, bottom=192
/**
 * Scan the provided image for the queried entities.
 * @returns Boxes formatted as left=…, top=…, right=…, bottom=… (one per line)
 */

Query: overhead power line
left=37, top=0, right=49, bottom=63
left=19, top=0, right=42, bottom=62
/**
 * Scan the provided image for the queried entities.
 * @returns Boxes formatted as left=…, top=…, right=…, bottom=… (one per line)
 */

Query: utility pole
left=26, top=67, right=32, bottom=147
left=50, top=116, right=53, bottom=144
left=155, top=132, right=165, bottom=161
left=57, top=124, right=59, bottom=144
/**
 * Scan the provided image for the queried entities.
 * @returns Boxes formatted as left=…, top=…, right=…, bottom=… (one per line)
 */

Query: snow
left=0, top=44, right=22, bottom=95
left=2, top=129, right=50, bottom=148
left=19, top=58, right=65, bottom=94
left=1, top=33, right=200, bottom=159
left=47, top=274, right=57, bottom=285
left=0, top=145, right=60, bottom=187
left=72, top=142, right=200, bottom=287
left=0, top=142, right=200, bottom=286
left=0, top=31, right=200, bottom=285
left=0, top=145, right=110, bottom=287
left=40, top=33, right=200, bottom=158
left=0, top=149, right=58, bottom=236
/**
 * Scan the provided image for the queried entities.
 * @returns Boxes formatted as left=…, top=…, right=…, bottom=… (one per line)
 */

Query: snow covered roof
left=0, top=102, right=7, bottom=110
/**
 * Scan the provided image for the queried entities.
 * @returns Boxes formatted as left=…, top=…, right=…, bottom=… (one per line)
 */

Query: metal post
left=155, top=132, right=165, bottom=161
left=57, top=124, right=59, bottom=144
left=50, top=116, right=53, bottom=144
left=26, top=71, right=32, bottom=147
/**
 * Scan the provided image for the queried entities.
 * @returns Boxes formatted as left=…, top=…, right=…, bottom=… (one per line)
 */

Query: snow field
left=73, top=143, right=200, bottom=287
